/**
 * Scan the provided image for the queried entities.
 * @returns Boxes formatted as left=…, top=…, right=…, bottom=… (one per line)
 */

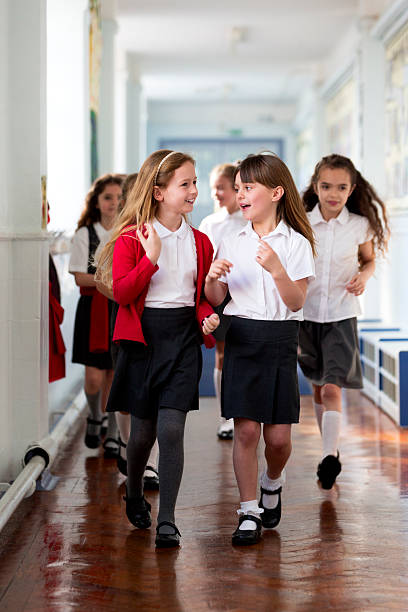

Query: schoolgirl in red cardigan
left=69, top=174, right=124, bottom=451
left=98, top=150, right=219, bottom=548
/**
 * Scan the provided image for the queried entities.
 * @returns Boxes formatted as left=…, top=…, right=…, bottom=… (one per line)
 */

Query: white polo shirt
left=217, top=221, right=315, bottom=321
left=145, top=217, right=197, bottom=308
left=303, top=204, right=373, bottom=323
left=199, top=207, right=246, bottom=253
left=69, top=222, right=111, bottom=273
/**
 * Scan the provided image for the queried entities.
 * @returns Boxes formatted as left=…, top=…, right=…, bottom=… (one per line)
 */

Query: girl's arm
left=113, top=225, right=160, bottom=306
left=256, top=240, right=307, bottom=312
left=346, top=240, right=375, bottom=296
left=204, top=259, right=231, bottom=306
left=73, top=272, right=96, bottom=288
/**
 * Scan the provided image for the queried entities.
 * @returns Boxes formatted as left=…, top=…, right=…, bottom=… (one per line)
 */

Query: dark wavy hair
left=77, top=173, right=124, bottom=229
left=235, top=152, right=316, bottom=255
left=302, top=154, right=389, bottom=254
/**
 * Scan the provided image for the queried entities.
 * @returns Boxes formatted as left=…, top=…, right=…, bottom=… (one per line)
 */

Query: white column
left=0, top=0, right=48, bottom=481
left=357, top=17, right=386, bottom=192
left=356, top=17, right=387, bottom=319
left=99, top=12, right=118, bottom=174
left=126, top=55, right=143, bottom=173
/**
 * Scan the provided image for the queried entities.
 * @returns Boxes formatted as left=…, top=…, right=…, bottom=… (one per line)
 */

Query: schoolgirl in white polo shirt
left=299, top=154, right=389, bottom=490
left=205, top=152, right=315, bottom=546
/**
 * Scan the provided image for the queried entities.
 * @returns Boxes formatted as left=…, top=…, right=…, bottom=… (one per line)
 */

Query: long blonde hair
left=96, top=149, right=195, bottom=288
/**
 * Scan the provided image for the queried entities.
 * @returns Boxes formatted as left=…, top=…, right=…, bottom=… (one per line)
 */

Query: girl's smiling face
left=96, top=183, right=122, bottom=221
left=235, top=171, right=279, bottom=223
left=314, top=167, right=355, bottom=220
left=156, top=161, right=198, bottom=216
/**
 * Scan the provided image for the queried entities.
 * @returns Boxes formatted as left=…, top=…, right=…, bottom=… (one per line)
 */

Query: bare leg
left=263, top=424, right=292, bottom=479
left=233, top=418, right=261, bottom=501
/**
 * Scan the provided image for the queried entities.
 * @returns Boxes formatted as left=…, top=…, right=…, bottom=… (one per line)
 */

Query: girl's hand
left=205, top=259, right=233, bottom=283
left=256, top=240, right=284, bottom=277
left=136, top=222, right=161, bottom=265
left=346, top=273, right=366, bottom=296
left=202, top=313, right=220, bottom=335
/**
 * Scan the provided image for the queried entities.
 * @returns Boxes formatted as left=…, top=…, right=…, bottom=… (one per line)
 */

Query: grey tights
left=126, top=408, right=187, bottom=529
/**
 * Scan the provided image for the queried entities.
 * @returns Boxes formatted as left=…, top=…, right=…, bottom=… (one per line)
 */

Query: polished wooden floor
left=1, top=393, right=408, bottom=611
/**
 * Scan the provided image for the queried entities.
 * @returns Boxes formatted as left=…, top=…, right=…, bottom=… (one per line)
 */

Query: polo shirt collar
left=238, top=219, right=290, bottom=239
left=309, top=203, right=349, bottom=225
left=153, top=217, right=189, bottom=239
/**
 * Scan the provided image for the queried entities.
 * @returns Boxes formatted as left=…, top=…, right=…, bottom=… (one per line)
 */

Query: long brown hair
left=302, top=154, right=389, bottom=254
left=77, top=173, right=124, bottom=229
left=97, top=150, right=195, bottom=288
left=235, top=152, right=316, bottom=255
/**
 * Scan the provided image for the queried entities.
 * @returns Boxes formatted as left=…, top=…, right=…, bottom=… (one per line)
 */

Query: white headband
left=154, top=151, right=179, bottom=185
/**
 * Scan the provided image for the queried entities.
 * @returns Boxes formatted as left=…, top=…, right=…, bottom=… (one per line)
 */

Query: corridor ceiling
left=116, top=0, right=392, bottom=102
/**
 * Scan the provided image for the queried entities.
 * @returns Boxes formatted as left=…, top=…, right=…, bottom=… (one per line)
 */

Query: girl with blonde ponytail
left=99, top=149, right=219, bottom=548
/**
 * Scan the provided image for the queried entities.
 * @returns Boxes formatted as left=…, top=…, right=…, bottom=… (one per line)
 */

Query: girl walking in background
left=199, top=163, right=246, bottom=440
left=98, top=150, right=219, bottom=547
left=69, top=174, right=124, bottom=451
left=299, top=154, right=389, bottom=489
left=205, top=152, right=315, bottom=545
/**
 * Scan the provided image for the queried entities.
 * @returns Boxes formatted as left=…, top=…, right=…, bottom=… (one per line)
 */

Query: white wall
left=47, top=0, right=89, bottom=233
left=46, top=0, right=89, bottom=416
left=0, top=0, right=49, bottom=481
left=293, top=3, right=408, bottom=329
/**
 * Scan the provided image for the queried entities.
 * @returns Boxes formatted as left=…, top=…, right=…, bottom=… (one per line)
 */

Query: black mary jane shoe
left=143, top=465, right=159, bottom=491
left=103, top=437, right=120, bottom=459
left=100, top=414, right=108, bottom=438
left=259, top=486, right=282, bottom=529
left=84, top=417, right=102, bottom=449
left=123, top=492, right=151, bottom=529
left=231, top=514, right=262, bottom=546
left=117, top=436, right=128, bottom=476
left=155, top=521, right=181, bottom=548
left=217, top=428, right=233, bottom=441
left=317, top=452, right=342, bottom=490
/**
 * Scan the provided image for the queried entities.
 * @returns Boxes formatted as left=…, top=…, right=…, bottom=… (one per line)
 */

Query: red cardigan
left=112, top=225, right=216, bottom=348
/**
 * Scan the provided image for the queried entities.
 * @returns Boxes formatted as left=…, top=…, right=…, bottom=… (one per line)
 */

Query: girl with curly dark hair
left=299, top=154, right=389, bottom=490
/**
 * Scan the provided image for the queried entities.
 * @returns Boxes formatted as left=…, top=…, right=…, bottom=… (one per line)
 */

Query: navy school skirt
left=72, top=295, right=114, bottom=370
left=106, top=306, right=203, bottom=419
left=221, top=317, right=300, bottom=424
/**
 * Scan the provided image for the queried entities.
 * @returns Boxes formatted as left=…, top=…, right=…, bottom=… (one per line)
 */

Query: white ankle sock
left=106, top=412, right=118, bottom=439
left=322, top=410, right=342, bottom=458
left=218, top=418, right=234, bottom=432
left=260, top=469, right=286, bottom=509
left=213, top=368, right=222, bottom=408
left=313, top=401, right=323, bottom=434
left=115, top=412, right=130, bottom=443
left=237, top=500, right=262, bottom=530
